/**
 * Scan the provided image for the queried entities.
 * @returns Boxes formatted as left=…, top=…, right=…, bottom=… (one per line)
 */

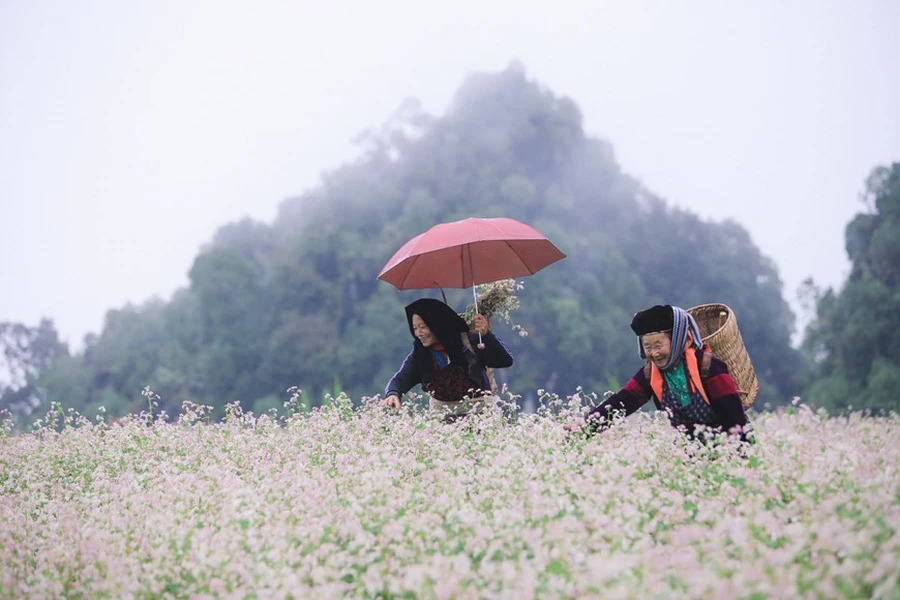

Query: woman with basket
left=565, top=304, right=750, bottom=442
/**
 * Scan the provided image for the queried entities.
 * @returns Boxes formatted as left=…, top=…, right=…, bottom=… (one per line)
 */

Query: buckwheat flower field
left=1, top=394, right=898, bottom=599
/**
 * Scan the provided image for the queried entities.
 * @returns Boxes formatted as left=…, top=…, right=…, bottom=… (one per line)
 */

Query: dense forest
left=800, top=165, right=900, bottom=413
left=2, top=65, right=897, bottom=423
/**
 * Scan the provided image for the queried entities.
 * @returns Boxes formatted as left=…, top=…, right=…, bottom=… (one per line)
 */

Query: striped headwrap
left=662, top=306, right=703, bottom=371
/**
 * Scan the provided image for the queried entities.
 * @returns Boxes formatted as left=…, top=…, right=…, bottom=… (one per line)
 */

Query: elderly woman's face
left=641, top=332, right=672, bottom=368
left=411, top=314, right=436, bottom=347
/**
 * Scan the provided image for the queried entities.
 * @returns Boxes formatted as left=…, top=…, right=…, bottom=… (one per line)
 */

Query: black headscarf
left=405, top=298, right=482, bottom=386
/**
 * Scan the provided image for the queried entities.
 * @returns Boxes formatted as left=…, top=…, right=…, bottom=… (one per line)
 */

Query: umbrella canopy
left=377, top=217, right=566, bottom=290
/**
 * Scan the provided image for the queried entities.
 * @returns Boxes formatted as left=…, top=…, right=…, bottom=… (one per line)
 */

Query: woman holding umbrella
left=381, top=298, right=513, bottom=418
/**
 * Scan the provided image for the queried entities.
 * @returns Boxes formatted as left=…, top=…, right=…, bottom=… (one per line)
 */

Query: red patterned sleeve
left=705, top=372, right=739, bottom=399
left=585, top=367, right=653, bottom=433
left=706, top=355, right=748, bottom=435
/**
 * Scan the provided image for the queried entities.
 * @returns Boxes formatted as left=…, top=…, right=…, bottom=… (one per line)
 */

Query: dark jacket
left=586, top=346, right=748, bottom=439
left=385, top=331, right=513, bottom=399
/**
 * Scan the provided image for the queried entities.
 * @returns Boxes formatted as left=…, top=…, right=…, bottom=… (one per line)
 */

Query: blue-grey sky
left=2, top=0, right=899, bottom=349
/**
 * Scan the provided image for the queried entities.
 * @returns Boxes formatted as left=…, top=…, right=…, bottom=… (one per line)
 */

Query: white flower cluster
left=463, top=279, right=528, bottom=337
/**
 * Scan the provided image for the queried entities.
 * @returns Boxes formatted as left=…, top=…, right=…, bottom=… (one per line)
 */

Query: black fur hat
left=630, top=305, right=674, bottom=336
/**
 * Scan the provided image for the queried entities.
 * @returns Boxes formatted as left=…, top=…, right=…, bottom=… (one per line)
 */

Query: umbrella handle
left=472, top=285, right=485, bottom=349
left=466, top=245, right=485, bottom=348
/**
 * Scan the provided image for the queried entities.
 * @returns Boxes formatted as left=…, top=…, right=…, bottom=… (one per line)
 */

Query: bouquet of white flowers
left=461, top=279, right=528, bottom=338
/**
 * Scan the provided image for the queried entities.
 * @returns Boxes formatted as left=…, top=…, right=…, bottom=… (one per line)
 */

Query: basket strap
left=700, top=344, right=713, bottom=379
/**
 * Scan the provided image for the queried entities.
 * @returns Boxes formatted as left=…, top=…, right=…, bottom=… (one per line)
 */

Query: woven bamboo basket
left=687, top=303, right=758, bottom=408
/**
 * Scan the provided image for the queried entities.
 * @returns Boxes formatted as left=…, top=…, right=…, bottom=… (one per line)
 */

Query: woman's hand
left=563, top=421, right=585, bottom=435
left=381, top=394, right=402, bottom=410
left=472, top=314, right=490, bottom=336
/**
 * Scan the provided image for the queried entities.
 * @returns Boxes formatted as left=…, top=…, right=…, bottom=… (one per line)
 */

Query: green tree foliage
left=802, top=164, right=900, bottom=413
left=34, top=64, right=804, bottom=419
left=0, top=319, right=68, bottom=422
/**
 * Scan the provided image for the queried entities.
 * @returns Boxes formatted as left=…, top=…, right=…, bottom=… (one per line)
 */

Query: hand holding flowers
left=462, top=279, right=528, bottom=338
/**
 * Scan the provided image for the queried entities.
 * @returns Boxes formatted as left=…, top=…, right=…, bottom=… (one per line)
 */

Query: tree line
left=2, top=64, right=897, bottom=424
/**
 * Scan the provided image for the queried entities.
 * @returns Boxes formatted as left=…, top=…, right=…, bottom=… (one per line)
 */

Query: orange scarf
left=648, top=345, right=710, bottom=405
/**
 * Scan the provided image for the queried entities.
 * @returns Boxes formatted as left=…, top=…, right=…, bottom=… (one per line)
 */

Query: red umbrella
left=378, top=217, right=566, bottom=343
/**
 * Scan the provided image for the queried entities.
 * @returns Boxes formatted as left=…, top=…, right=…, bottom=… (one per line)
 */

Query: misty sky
left=1, top=0, right=899, bottom=350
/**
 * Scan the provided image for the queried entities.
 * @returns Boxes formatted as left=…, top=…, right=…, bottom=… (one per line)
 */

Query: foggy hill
left=33, top=64, right=803, bottom=418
